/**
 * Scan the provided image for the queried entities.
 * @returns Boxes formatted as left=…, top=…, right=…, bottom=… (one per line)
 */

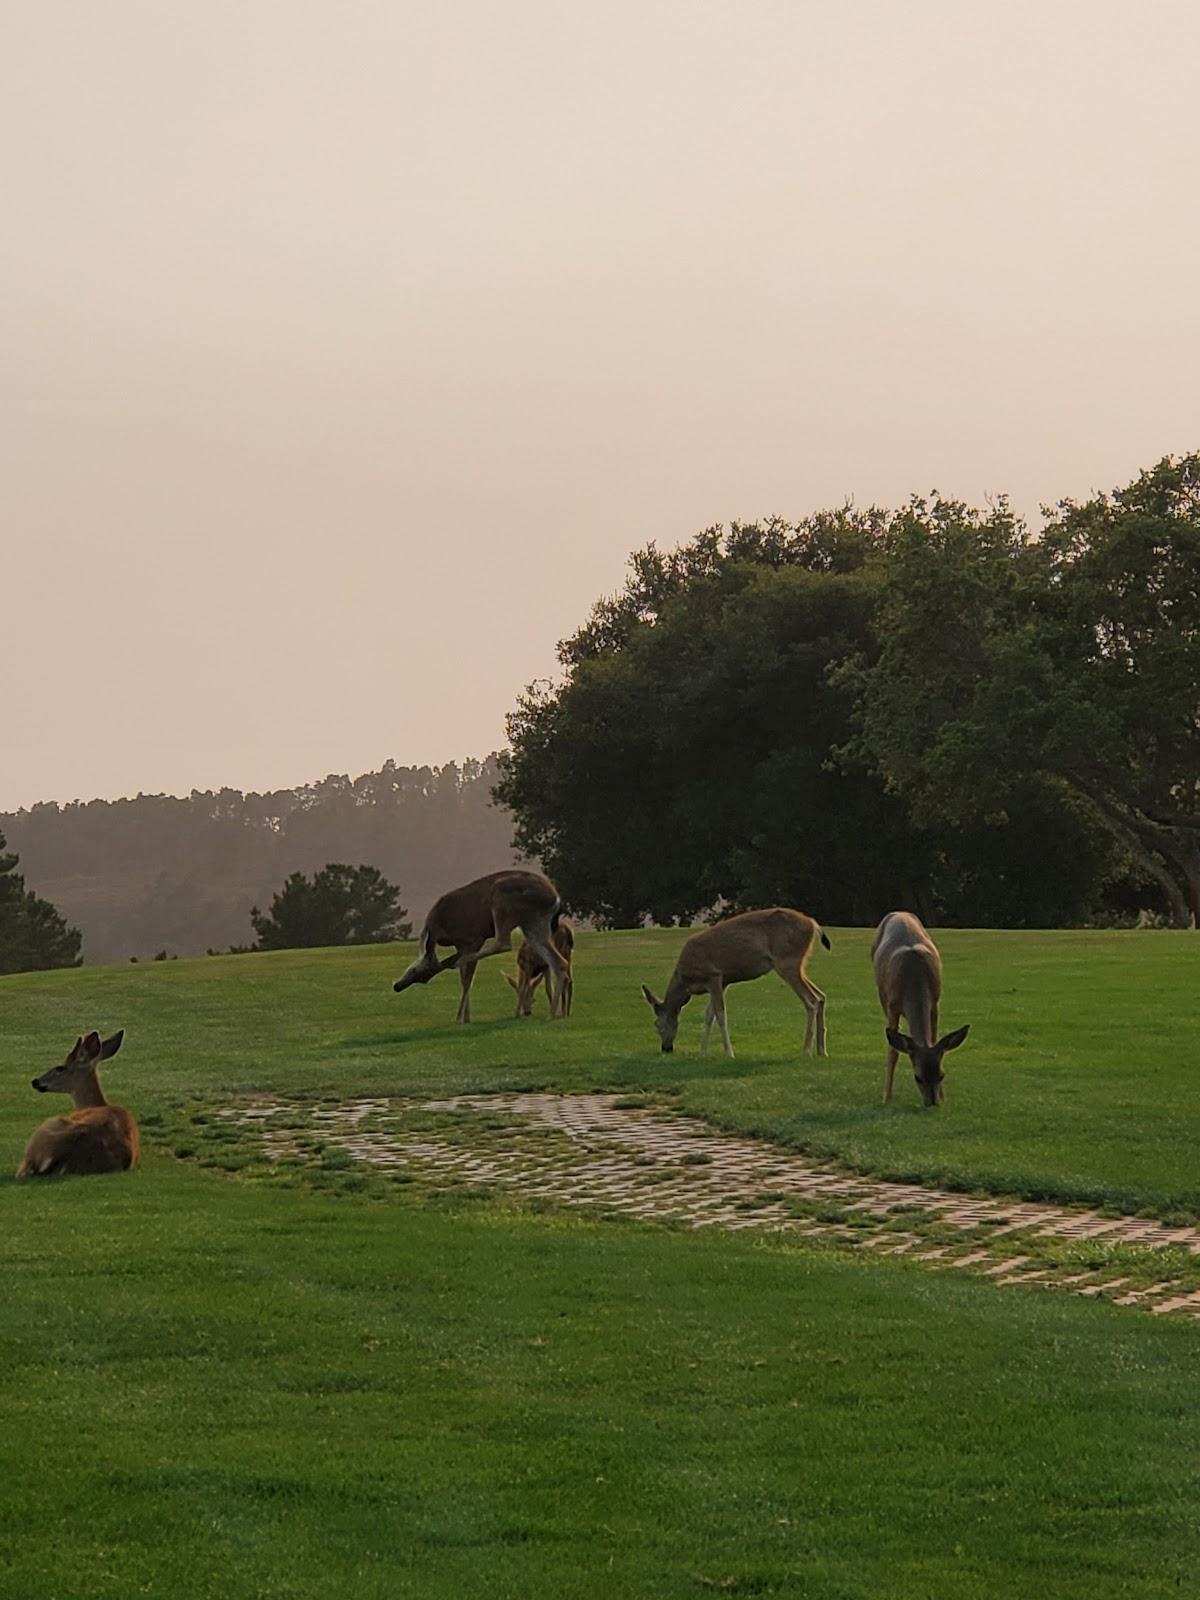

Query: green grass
left=4, top=926, right=1195, bottom=1215
left=1, top=930, right=1198, bottom=1597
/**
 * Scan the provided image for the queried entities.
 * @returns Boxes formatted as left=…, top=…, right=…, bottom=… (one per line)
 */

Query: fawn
left=17, top=1030, right=138, bottom=1177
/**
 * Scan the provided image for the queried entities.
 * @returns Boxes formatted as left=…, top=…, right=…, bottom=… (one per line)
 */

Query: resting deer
left=641, top=908, right=829, bottom=1057
left=872, top=911, right=970, bottom=1106
left=506, top=918, right=575, bottom=1017
left=393, top=869, right=570, bottom=1022
left=17, top=1030, right=138, bottom=1178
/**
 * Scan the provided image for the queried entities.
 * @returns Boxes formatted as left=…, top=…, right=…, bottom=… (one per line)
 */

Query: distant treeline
left=3, top=758, right=519, bottom=964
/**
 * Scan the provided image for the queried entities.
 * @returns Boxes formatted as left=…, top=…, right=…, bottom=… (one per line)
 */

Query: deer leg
left=456, top=961, right=478, bottom=1024
left=884, top=1007, right=901, bottom=1102
left=775, top=965, right=826, bottom=1057
left=520, top=969, right=545, bottom=1018
left=811, top=981, right=827, bottom=1057
left=701, top=998, right=716, bottom=1055
left=707, top=978, right=734, bottom=1058
left=456, top=903, right=520, bottom=971
left=522, top=916, right=568, bottom=1018
left=456, top=933, right=512, bottom=966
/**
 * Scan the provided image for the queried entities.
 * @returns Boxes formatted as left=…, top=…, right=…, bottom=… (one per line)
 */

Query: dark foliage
left=853, top=457, right=1200, bottom=925
left=250, top=863, right=411, bottom=951
left=0, top=831, right=82, bottom=972
left=497, top=461, right=1193, bottom=928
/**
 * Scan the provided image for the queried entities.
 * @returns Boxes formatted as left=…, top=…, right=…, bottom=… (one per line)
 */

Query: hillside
left=1, top=756, right=520, bottom=963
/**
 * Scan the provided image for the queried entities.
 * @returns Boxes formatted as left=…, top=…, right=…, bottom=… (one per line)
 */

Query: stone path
left=226, top=1092, right=1200, bottom=1319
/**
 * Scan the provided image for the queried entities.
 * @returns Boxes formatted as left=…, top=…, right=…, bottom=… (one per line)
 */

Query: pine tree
left=0, top=831, right=83, bottom=972
left=250, top=863, right=411, bottom=951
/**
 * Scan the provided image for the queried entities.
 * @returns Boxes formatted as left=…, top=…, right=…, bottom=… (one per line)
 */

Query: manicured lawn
left=1, top=931, right=1197, bottom=1597
left=4, top=926, right=1195, bottom=1214
left=4, top=1158, right=1198, bottom=1599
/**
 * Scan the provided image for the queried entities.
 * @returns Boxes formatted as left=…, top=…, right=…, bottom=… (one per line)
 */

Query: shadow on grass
left=333, top=1022, right=520, bottom=1050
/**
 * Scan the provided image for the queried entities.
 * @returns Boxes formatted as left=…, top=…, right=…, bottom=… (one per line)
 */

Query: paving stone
left=981, top=1256, right=1031, bottom=1276
left=1113, top=1283, right=1172, bottom=1306
left=222, top=1091, right=1200, bottom=1319
left=1151, top=1289, right=1200, bottom=1315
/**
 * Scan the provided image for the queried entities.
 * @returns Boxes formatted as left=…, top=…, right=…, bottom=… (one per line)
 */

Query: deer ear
left=100, top=1030, right=125, bottom=1060
left=641, top=985, right=663, bottom=1011
left=937, top=1024, right=970, bottom=1053
left=80, top=1031, right=102, bottom=1059
left=886, top=1027, right=913, bottom=1055
left=504, top=974, right=519, bottom=990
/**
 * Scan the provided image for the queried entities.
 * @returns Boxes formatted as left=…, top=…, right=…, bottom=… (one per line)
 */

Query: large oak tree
left=497, top=509, right=1113, bottom=928
left=854, top=458, right=1200, bottom=925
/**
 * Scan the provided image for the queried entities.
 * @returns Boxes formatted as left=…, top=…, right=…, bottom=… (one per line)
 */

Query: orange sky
left=4, top=0, right=1198, bottom=810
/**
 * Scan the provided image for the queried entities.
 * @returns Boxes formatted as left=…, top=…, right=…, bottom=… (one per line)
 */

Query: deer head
left=641, top=986, right=682, bottom=1053
left=506, top=972, right=536, bottom=1016
left=885, top=1025, right=970, bottom=1107
left=32, top=1030, right=124, bottom=1095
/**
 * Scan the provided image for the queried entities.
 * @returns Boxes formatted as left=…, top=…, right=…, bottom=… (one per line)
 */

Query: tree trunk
left=1079, top=788, right=1193, bottom=927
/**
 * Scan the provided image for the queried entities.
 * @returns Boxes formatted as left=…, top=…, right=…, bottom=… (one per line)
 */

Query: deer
left=641, top=907, right=830, bottom=1057
left=872, top=911, right=970, bottom=1107
left=392, top=868, right=570, bottom=1022
left=16, top=1030, right=138, bottom=1178
left=505, top=917, right=575, bottom=1017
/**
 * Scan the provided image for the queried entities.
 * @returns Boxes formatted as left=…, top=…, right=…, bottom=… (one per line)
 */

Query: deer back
left=872, top=912, right=942, bottom=1042
left=676, top=908, right=818, bottom=991
left=429, top=869, right=559, bottom=946
left=19, top=1106, right=140, bottom=1178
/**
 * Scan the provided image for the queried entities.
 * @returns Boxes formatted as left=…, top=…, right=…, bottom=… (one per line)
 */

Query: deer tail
left=550, top=897, right=563, bottom=933
left=818, top=924, right=832, bottom=951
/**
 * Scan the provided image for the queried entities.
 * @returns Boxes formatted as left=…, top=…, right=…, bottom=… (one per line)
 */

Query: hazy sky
left=4, top=0, right=1198, bottom=811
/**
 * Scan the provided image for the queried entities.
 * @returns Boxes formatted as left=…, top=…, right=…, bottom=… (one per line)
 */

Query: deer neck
left=894, top=950, right=937, bottom=1047
left=664, top=973, right=696, bottom=1017
left=903, top=988, right=935, bottom=1048
left=69, top=1075, right=108, bottom=1110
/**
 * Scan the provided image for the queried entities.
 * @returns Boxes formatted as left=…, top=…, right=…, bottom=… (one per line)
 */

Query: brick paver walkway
left=227, top=1092, right=1200, bottom=1318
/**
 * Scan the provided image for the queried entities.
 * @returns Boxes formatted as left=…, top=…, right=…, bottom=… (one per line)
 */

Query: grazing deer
left=17, top=1030, right=138, bottom=1178
left=506, top=918, right=575, bottom=1017
left=872, top=911, right=970, bottom=1106
left=393, top=869, right=570, bottom=1022
left=641, top=908, right=830, bottom=1057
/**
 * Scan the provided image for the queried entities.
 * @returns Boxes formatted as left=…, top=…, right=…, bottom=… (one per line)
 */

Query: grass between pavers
left=163, top=1095, right=1200, bottom=1303
left=2, top=926, right=1196, bottom=1217
left=2, top=1157, right=1199, bottom=1600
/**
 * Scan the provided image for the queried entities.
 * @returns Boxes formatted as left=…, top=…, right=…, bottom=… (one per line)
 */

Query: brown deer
left=393, top=869, right=570, bottom=1022
left=641, top=908, right=829, bottom=1057
left=17, top=1030, right=138, bottom=1178
left=506, top=918, right=575, bottom=1017
left=872, top=911, right=970, bottom=1106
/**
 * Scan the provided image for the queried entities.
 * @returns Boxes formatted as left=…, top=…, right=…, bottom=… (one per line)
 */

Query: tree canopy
left=498, top=457, right=1199, bottom=928
left=0, top=831, right=82, bottom=973
left=249, top=863, right=412, bottom=951
left=855, top=457, right=1200, bottom=924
